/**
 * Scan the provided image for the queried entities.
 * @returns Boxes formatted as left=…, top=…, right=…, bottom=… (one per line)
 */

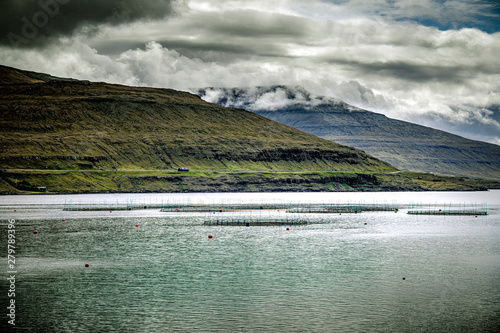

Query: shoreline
left=1, top=169, right=498, bottom=195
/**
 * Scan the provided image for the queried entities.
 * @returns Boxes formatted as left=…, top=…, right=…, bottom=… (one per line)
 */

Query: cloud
left=411, top=104, right=500, bottom=144
left=198, top=86, right=346, bottom=111
left=198, top=84, right=500, bottom=145
left=1, top=0, right=179, bottom=47
left=0, top=0, right=499, bottom=144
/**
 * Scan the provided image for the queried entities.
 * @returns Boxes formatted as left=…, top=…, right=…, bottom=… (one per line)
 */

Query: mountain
left=0, top=65, right=393, bottom=172
left=1, top=65, right=496, bottom=194
left=198, top=86, right=500, bottom=181
left=0, top=65, right=409, bottom=193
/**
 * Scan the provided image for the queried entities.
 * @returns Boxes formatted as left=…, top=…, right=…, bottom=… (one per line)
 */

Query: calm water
left=1, top=191, right=500, bottom=332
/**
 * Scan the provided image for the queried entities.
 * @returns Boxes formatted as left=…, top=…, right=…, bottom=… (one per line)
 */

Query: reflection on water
left=1, top=191, right=500, bottom=332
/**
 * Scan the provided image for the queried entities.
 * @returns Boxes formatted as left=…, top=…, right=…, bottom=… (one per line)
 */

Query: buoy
left=85, top=263, right=89, bottom=267
left=364, top=222, right=367, bottom=225
left=33, top=230, right=38, bottom=234
left=110, top=211, right=112, bottom=213
left=402, top=277, right=406, bottom=280
left=135, top=224, right=138, bottom=227
left=339, top=213, right=342, bottom=215
left=62, top=219, right=65, bottom=222
left=14, top=210, right=16, bottom=212
left=286, top=227, right=290, bottom=230
left=208, top=235, right=213, bottom=239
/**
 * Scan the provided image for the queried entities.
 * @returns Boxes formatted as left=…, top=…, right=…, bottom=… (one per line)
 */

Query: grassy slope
left=0, top=72, right=391, bottom=172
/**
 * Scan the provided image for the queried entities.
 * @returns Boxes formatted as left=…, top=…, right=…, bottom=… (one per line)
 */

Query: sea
left=1, top=191, right=499, bottom=332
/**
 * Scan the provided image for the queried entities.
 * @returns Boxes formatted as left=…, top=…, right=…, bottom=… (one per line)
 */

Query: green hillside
left=0, top=66, right=391, bottom=172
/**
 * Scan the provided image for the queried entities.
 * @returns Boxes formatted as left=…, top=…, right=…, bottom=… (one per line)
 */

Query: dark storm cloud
left=1, top=0, right=178, bottom=47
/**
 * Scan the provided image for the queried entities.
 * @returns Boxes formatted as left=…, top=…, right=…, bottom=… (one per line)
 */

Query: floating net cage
left=63, top=198, right=166, bottom=211
left=203, top=210, right=309, bottom=226
left=407, top=202, right=488, bottom=215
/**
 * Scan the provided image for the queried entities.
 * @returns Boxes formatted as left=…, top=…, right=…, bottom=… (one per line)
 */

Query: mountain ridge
left=198, top=86, right=500, bottom=181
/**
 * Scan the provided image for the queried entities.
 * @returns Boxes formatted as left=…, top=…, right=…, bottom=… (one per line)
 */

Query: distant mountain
left=198, top=86, right=500, bottom=181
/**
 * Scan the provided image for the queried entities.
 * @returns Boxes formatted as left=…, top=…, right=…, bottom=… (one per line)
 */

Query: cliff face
left=0, top=66, right=393, bottom=174
left=199, top=86, right=500, bottom=180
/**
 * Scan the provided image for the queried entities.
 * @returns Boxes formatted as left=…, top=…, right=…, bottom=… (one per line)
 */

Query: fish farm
left=62, top=198, right=488, bottom=223
left=64, top=198, right=399, bottom=213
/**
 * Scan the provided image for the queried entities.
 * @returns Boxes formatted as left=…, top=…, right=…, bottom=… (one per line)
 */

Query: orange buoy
left=62, top=219, right=65, bottom=222
left=286, top=227, right=290, bottom=230
left=135, top=224, right=138, bottom=227
left=208, top=235, right=213, bottom=239
left=14, top=210, right=16, bottom=212
left=33, top=230, right=38, bottom=234
left=85, top=263, right=89, bottom=267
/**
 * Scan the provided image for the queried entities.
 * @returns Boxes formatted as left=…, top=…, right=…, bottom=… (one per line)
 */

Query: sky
left=1, top=0, right=500, bottom=144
